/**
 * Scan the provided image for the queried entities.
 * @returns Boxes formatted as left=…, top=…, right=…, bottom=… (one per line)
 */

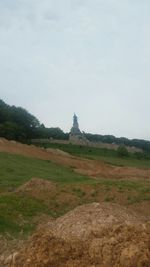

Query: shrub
left=117, top=145, right=129, bottom=157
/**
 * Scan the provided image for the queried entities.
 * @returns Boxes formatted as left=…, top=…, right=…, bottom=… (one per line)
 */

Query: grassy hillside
left=36, top=143, right=150, bottom=169
left=0, top=152, right=92, bottom=236
left=0, top=152, right=92, bottom=192
left=0, top=152, right=149, bottom=237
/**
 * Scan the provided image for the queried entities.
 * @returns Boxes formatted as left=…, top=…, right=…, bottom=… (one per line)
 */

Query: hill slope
left=1, top=138, right=150, bottom=180
left=0, top=138, right=149, bottom=266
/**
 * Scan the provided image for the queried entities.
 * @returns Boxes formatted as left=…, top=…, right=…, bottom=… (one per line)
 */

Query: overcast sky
left=0, top=0, right=150, bottom=140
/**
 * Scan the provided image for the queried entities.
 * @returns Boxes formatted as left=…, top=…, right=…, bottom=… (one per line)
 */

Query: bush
left=117, top=145, right=129, bottom=157
left=134, top=152, right=144, bottom=160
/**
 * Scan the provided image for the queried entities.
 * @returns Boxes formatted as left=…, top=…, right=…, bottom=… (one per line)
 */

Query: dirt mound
left=12, top=224, right=150, bottom=267
left=16, top=178, right=56, bottom=193
left=11, top=203, right=150, bottom=267
left=0, top=235, right=24, bottom=267
left=16, top=178, right=56, bottom=199
left=47, top=202, right=145, bottom=240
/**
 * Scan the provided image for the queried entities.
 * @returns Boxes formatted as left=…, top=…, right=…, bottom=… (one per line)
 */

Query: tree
left=0, top=99, right=40, bottom=141
left=0, top=121, right=26, bottom=141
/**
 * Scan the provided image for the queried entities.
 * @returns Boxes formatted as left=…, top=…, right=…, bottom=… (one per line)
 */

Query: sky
left=0, top=0, right=150, bottom=140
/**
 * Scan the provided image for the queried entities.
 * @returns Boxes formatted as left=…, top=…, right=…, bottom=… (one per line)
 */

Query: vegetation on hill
left=0, top=99, right=40, bottom=141
left=0, top=99, right=68, bottom=142
left=0, top=152, right=93, bottom=235
left=85, top=133, right=150, bottom=152
left=0, top=99, right=150, bottom=151
left=37, top=143, right=150, bottom=168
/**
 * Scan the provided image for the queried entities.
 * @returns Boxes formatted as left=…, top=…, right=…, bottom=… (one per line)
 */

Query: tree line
left=85, top=133, right=150, bottom=152
left=0, top=99, right=68, bottom=142
left=0, top=99, right=150, bottom=151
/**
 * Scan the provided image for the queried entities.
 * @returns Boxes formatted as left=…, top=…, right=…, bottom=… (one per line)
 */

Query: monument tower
left=69, top=113, right=88, bottom=144
left=70, top=113, right=81, bottom=135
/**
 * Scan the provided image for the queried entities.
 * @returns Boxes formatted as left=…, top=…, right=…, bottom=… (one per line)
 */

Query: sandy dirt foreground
left=4, top=203, right=149, bottom=267
left=0, top=138, right=150, bottom=181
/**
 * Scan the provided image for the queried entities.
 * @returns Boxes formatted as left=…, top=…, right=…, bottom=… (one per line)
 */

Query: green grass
left=37, top=143, right=150, bottom=169
left=0, top=152, right=93, bottom=191
left=96, top=178, right=150, bottom=205
left=0, top=194, right=50, bottom=236
left=96, top=179, right=149, bottom=191
left=0, top=151, right=150, bottom=237
left=72, top=187, right=86, bottom=197
left=0, top=152, right=94, bottom=236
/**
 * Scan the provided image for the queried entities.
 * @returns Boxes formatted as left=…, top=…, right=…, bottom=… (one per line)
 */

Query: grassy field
left=0, top=152, right=94, bottom=236
left=0, top=152, right=93, bottom=191
left=0, top=151, right=150, bottom=237
left=38, top=143, right=150, bottom=169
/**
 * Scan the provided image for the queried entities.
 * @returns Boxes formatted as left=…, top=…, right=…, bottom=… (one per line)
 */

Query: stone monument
left=70, top=113, right=81, bottom=135
left=69, top=114, right=88, bottom=144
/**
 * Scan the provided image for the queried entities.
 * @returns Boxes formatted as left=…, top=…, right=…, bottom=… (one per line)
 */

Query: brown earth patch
left=15, top=178, right=57, bottom=200
left=16, top=178, right=56, bottom=193
left=45, top=202, right=146, bottom=240
left=13, top=177, right=150, bottom=219
left=130, top=201, right=150, bottom=217
left=11, top=203, right=150, bottom=267
left=15, top=178, right=79, bottom=209
left=0, top=235, right=24, bottom=266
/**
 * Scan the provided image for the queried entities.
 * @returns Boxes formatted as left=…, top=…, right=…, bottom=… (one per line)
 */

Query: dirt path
left=0, top=138, right=150, bottom=181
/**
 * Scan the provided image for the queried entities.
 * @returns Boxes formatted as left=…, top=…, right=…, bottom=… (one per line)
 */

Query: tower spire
left=70, top=113, right=81, bottom=135
left=69, top=113, right=88, bottom=144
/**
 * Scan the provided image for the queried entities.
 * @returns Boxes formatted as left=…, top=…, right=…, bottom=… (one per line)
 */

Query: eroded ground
left=0, top=138, right=149, bottom=267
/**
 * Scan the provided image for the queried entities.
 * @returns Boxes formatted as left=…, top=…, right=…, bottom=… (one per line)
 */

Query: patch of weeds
left=72, top=188, right=86, bottom=198
left=117, top=186, right=125, bottom=193
left=0, top=194, right=50, bottom=236
left=53, top=202, right=60, bottom=208
left=53, top=203, right=73, bottom=217
left=60, top=189, right=67, bottom=193
left=127, top=195, right=141, bottom=204
left=104, top=196, right=115, bottom=202
left=140, top=188, right=150, bottom=193
left=104, top=186, right=111, bottom=192
left=91, top=189, right=99, bottom=198
left=141, top=195, right=150, bottom=201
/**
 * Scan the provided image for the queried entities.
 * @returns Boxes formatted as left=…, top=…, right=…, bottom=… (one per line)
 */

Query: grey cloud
left=0, top=0, right=150, bottom=139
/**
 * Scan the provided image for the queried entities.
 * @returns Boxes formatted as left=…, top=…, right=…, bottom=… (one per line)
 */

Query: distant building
left=31, top=114, right=143, bottom=153
left=69, top=114, right=88, bottom=144
left=70, top=113, right=81, bottom=135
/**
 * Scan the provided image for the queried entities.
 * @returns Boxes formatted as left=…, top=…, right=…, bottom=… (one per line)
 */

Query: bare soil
left=11, top=203, right=150, bottom=267
left=15, top=178, right=57, bottom=199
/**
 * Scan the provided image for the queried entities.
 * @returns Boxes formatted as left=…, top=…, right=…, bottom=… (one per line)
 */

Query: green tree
left=0, top=99, right=40, bottom=141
